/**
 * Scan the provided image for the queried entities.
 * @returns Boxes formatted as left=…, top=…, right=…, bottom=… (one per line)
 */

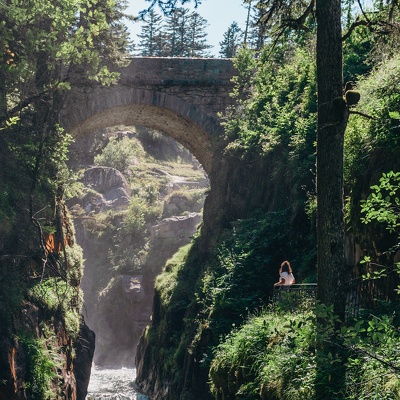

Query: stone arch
left=68, top=105, right=212, bottom=174
left=63, top=88, right=225, bottom=175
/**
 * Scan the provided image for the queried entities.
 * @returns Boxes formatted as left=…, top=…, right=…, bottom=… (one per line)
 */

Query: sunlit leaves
left=222, top=46, right=316, bottom=157
left=361, top=171, right=400, bottom=233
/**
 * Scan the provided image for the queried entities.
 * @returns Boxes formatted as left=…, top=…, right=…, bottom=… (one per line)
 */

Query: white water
left=86, top=367, right=149, bottom=400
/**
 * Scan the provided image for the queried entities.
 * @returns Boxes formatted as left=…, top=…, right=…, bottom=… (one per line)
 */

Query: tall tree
left=315, top=0, right=348, bottom=320
left=247, top=2, right=268, bottom=51
left=159, top=7, right=211, bottom=57
left=243, top=0, right=253, bottom=45
left=219, top=21, right=243, bottom=58
left=0, top=0, right=131, bottom=310
left=162, top=7, right=190, bottom=56
left=185, top=11, right=212, bottom=57
left=137, top=9, right=164, bottom=56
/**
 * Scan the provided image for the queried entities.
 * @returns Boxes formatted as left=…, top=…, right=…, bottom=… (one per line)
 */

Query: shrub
left=94, top=137, right=145, bottom=172
left=28, top=278, right=83, bottom=337
left=209, top=307, right=316, bottom=400
left=20, top=334, right=62, bottom=399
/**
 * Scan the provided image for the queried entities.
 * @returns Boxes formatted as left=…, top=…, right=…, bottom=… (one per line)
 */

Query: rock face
left=82, top=214, right=202, bottom=368
left=92, top=275, right=152, bottom=367
left=151, top=213, right=202, bottom=240
left=74, top=321, right=96, bottom=400
left=122, top=275, right=146, bottom=303
left=0, top=303, right=94, bottom=400
left=83, top=166, right=130, bottom=212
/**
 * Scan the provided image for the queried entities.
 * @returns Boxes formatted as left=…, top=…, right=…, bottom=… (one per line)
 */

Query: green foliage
left=94, top=137, right=146, bottom=173
left=223, top=45, right=317, bottom=153
left=209, top=301, right=400, bottom=400
left=358, top=169, right=400, bottom=299
left=28, top=277, right=83, bottom=337
left=342, top=314, right=400, bottom=400
left=361, top=171, right=400, bottom=233
left=199, top=211, right=314, bottom=333
left=156, top=243, right=193, bottom=306
left=0, top=0, right=127, bottom=103
left=122, top=196, right=147, bottom=235
left=209, top=306, right=316, bottom=400
left=20, top=334, right=62, bottom=400
left=345, top=53, right=400, bottom=229
left=64, top=243, right=85, bottom=286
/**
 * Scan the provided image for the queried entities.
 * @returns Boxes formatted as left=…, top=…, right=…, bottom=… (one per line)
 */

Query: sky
left=125, top=0, right=248, bottom=56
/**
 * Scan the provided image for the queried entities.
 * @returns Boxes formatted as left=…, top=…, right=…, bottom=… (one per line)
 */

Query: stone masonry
left=61, top=57, right=236, bottom=174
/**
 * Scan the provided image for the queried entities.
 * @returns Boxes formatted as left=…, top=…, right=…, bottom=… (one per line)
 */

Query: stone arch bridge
left=61, top=57, right=236, bottom=175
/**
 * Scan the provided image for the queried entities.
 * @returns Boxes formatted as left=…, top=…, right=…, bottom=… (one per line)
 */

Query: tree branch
left=282, top=0, right=315, bottom=31
left=350, top=345, right=400, bottom=373
left=342, top=16, right=370, bottom=41
left=349, top=110, right=375, bottom=119
left=357, top=0, right=372, bottom=24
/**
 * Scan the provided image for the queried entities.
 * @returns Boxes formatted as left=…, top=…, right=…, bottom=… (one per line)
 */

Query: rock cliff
left=0, top=303, right=94, bottom=400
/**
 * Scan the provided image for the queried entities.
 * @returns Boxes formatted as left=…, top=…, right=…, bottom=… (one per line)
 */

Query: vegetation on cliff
left=135, top=2, right=400, bottom=399
left=0, top=0, right=132, bottom=397
left=137, top=46, right=400, bottom=396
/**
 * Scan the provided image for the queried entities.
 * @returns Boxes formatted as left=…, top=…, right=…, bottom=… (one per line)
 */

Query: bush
left=28, top=278, right=83, bottom=337
left=209, top=307, right=316, bottom=400
left=20, top=334, right=62, bottom=399
left=94, top=137, right=146, bottom=172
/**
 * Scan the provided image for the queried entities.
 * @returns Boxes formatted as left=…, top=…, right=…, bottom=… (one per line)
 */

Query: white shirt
left=281, top=271, right=295, bottom=285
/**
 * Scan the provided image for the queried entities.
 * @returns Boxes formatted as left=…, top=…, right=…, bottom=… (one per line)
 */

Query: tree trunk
left=316, top=0, right=348, bottom=320
left=315, top=1, right=349, bottom=397
left=0, top=53, right=6, bottom=119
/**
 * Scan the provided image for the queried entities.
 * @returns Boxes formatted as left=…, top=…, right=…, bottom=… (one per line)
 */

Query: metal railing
left=345, top=272, right=400, bottom=319
left=272, top=283, right=317, bottom=308
left=271, top=274, right=399, bottom=319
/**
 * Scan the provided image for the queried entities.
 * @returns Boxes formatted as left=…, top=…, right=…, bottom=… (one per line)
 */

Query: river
left=86, top=367, right=149, bottom=400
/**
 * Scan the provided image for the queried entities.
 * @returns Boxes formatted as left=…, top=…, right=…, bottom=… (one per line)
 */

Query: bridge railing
left=272, top=274, right=399, bottom=319
left=272, top=284, right=317, bottom=309
left=345, top=271, right=400, bottom=319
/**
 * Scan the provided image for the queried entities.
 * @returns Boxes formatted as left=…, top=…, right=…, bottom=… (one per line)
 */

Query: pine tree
left=247, top=3, right=268, bottom=51
left=137, top=9, right=164, bottom=56
left=219, top=22, right=243, bottom=58
left=163, top=8, right=190, bottom=56
left=185, top=11, right=212, bottom=57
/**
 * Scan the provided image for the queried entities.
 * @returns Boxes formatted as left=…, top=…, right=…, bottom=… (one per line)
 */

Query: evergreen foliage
left=219, top=22, right=243, bottom=58
left=137, top=9, right=164, bottom=56
left=136, top=7, right=211, bottom=57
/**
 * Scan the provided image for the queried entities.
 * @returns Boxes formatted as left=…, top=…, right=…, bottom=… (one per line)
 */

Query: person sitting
left=274, top=260, right=295, bottom=286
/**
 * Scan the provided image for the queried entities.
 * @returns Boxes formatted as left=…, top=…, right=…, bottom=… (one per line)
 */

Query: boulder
left=122, top=275, right=145, bottom=303
left=83, top=167, right=130, bottom=212
left=151, top=213, right=202, bottom=240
